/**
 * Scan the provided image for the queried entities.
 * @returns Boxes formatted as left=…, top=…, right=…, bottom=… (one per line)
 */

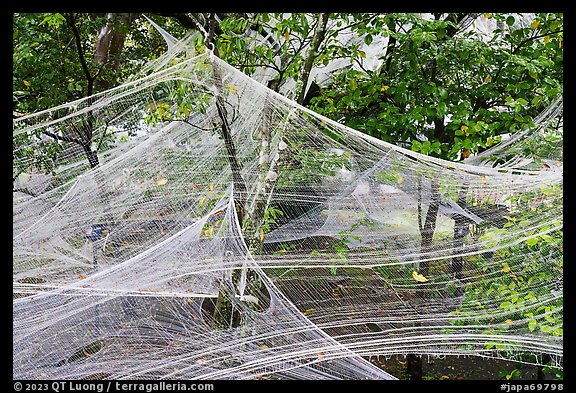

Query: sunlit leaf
left=502, top=264, right=511, bottom=273
left=156, top=178, right=168, bottom=186
left=209, top=183, right=215, bottom=191
left=23, top=80, right=31, bottom=87
left=531, top=20, right=540, bottom=29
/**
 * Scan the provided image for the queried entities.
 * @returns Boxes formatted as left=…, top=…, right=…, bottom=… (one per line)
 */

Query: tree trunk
left=452, top=185, right=469, bottom=282
left=93, top=13, right=139, bottom=92
left=296, top=13, right=329, bottom=105
left=407, top=177, right=440, bottom=380
left=419, top=178, right=440, bottom=277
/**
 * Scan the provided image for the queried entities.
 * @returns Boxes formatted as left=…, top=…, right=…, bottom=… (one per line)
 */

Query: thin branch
left=65, top=13, right=95, bottom=96
left=43, top=130, right=81, bottom=144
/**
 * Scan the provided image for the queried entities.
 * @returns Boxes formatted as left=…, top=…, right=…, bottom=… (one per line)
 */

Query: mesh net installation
left=13, top=29, right=563, bottom=380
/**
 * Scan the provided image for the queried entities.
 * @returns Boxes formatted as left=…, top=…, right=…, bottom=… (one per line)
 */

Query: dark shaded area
left=369, top=354, right=559, bottom=380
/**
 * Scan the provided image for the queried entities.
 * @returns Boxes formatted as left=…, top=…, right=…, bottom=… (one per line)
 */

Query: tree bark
left=296, top=13, right=329, bottom=105
left=93, top=13, right=139, bottom=92
left=419, top=178, right=440, bottom=277
left=451, top=185, right=469, bottom=282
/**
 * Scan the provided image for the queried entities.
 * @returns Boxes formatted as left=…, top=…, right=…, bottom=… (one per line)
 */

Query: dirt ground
left=368, top=354, right=561, bottom=380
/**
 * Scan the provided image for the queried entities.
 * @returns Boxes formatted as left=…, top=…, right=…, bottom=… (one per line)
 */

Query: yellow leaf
left=480, top=175, right=486, bottom=181
left=502, top=264, right=511, bottom=273
left=284, top=29, right=290, bottom=41
left=484, top=13, right=492, bottom=19
left=23, top=80, right=31, bottom=87
left=260, top=228, right=264, bottom=242
left=259, top=344, right=270, bottom=349
left=209, top=183, right=214, bottom=191
left=461, top=148, right=471, bottom=159
left=358, top=50, right=366, bottom=58
left=441, top=375, right=450, bottom=380
left=412, top=270, right=428, bottom=283
left=505, top=319, right=513, bottom=324
left=447, top=165, right=455, bottom=169
left=302, top=308, right=317, bottom=316
left=484, top=75, right=491, bottom=83
left=543, top=35, right=550, bottom=44
left=156, top=178, right=168, bottom=186
left=350, top=79, right=357, bottom=90
left=381, top=85, right=390, bottom=92
left=79, top=275, right=86, bottom=280
left=460, top=125, right=468, bottom=131
left=225, top=84, right=237, bottom=94
left=531, top=20, right=540, bottom=29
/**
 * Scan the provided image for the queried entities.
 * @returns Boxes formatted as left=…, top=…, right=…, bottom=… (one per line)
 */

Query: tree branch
left=65, top=13, right=94, bottom=96
left=43, top=130, right=81, bottom=145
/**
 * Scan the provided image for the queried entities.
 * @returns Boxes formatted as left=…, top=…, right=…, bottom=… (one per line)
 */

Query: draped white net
left=13, top=34, right=562, bottom=380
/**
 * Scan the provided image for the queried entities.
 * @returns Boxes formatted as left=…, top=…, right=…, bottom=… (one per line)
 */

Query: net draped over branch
left=13, top=36, right=562, bottom=380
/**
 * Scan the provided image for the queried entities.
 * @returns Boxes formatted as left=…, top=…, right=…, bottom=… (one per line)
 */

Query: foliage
left=13, top=13, right=179, bottom=115
left=308, top=13, right=563, bottom=161
left=449, top=184, right=562, bottom=348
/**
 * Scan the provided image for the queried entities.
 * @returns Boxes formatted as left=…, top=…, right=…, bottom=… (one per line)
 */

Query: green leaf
left=525, top=237, right=539, bottom=246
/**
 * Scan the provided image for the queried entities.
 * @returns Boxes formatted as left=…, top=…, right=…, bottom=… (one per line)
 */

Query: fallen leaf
left=502, top=264, right=511, bottom=273
left=79, top=275, right=86, bottom=280
left=302, top=308, right=317, bottom=316
left=441, top=375, right=450, bottom=380
left=259, top=344, right=269, bottom=349
left=209, top=183, right=214, bottom=191
left=412, top=270, right=428, bottom=283
left=461, top=148, right=471, bottom=159
left=505, top=319, right=513, bottom=324
left=156, top=178, right=168, bottom=186
left=260, top=228, right=264, bottom=242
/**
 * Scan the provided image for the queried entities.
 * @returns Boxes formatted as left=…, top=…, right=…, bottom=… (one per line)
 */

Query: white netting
left=13, top=34, right=562, bottom=380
